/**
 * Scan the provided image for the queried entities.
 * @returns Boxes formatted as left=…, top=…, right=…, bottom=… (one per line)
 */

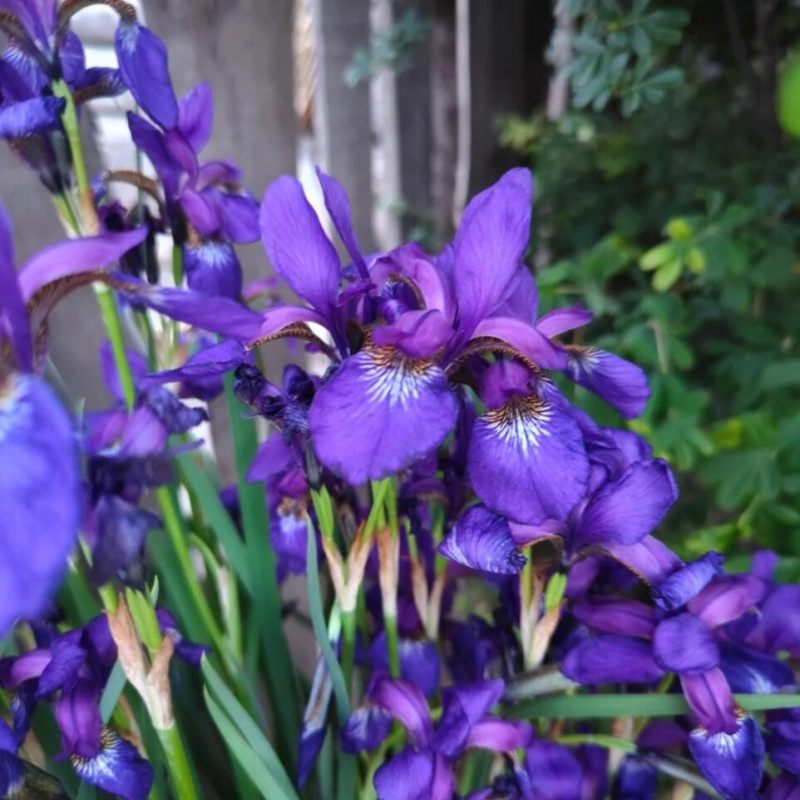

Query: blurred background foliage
left=499, top=0, right=800, bottom=569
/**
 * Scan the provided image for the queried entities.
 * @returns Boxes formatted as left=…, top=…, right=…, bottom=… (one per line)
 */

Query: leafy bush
left=501, top=0, right=800, bottom=565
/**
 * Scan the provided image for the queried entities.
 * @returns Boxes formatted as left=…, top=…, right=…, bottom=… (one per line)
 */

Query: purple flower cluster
left=0, top=4, right=798, bottom=800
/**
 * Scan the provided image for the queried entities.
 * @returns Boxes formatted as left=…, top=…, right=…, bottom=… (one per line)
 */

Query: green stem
left=157, top=724, right=198, bottom=800
left=96, top=286, right=136, bottom=408
left=53, top=80, right=89, bottom=196
left=384, top=613, right=401, bottom=678
left=172, top=243, right=184, bottom=287
left=341, top=609, right=357, bottom=697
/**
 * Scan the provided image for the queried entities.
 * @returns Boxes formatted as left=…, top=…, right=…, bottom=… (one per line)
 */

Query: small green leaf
left=124, top=588, right=161, bottom=654
left=640, top=242, right=676, bottom=270
left=778, top=52, right=800, bottom=139
left=665, top=218, right=692, bottom=240
left=686, top=247, right=707, bottom=273
left=652, top=258, right=683, bottom=291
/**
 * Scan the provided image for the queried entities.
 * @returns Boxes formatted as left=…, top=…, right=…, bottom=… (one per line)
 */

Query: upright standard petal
left=115, top=21, right=178, bottom=130
left=573, top=459, right=677, bottom=551
left=309, top=348, right=457, bottom=484
left=468, top=393, right=589, bottom=525
left=452, top=168, right=534, bottom=341
left=368, top=675, right=432, bottom=747
left=599, top=536, right=682, bottom=586
left=688, top=715, right=764, bottom=800
left=316, top=167, right=368, bottom=279
left=177, top=82, right=213, bottom=152
left=0, top=375, right=79, bottom=635
left=438, top=504, right=526, bottom=575
left=687, top=575, right=766, bottom=629
left=260, top=176, right=341, bottom=319
left=432, top=680, right=505, bottom=759
left=563, top=346, right=651, bottom=419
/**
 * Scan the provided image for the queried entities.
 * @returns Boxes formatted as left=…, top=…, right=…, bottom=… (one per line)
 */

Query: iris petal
left=452, top=168, right=533, bottom=341
left=309, top=348, right=457, bottom=484
left=571, top=597, right=657, bottom=639
left=438, top=504, right=525, bottom=574
left=564, top=346, right=650, bottom=419
left=72, top=727, right=154, bottom=800
left=468, top=393, right=588, bottom=525
left=368, top=675, right=432, bottom=747
left=561, top=635, right=664, bottom=685
left=178, top=82, right=213, bottom=152
left=0, top=96, right=64, bottom=138
left=574, top=459, right=677, bottom=551
left=652, top=613, right=719, bottom=674
left=373, top=748, right=436, bottom=800
left=184, top=240, right=243, bottom=299
left=680, top=668, right=738, bottom=735
left=316, top=167, right=368, bottom=279
left=115, top=21, right=178, bottom=130
left=687, top=715, right=764, bottom=800
left=652, top=552, right=724, bottom=610
left=260, top=175, right=341, bottom=320
left=0, top=375, right=79, bottom=636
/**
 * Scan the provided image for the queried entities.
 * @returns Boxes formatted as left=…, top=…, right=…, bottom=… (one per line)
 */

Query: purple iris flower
left=83, top=341, right=209, bottom=585
left=116, top=23, right=258, bottom=296
left=343, top=675, right=532, bottom=800
left=0, top=1, right=125, bottom=190
left=254, top=168, right=647, bottom=529
left=83, top=388, right=207, bottom=585
left=439, top=435, right=677, bottom=580
left=563, top=572, right=769, bottom=799
left=0, top=614, right=153, bottom=800
left=0, top=204, right=146, bottom=635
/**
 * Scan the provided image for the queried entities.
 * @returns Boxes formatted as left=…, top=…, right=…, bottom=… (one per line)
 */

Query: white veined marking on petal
left=71, top=729, right=128, bottom=783
left=194, top=240, right=232, bottom=268
left=361, top=349, right=434, bottom=409
left=484, top=395, right=552, bottom=457
left=690, top=723, right=744, bottom=758
left=0, top=374, right=32, bottom=444
left=566, top=345, right=602, bottom=375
